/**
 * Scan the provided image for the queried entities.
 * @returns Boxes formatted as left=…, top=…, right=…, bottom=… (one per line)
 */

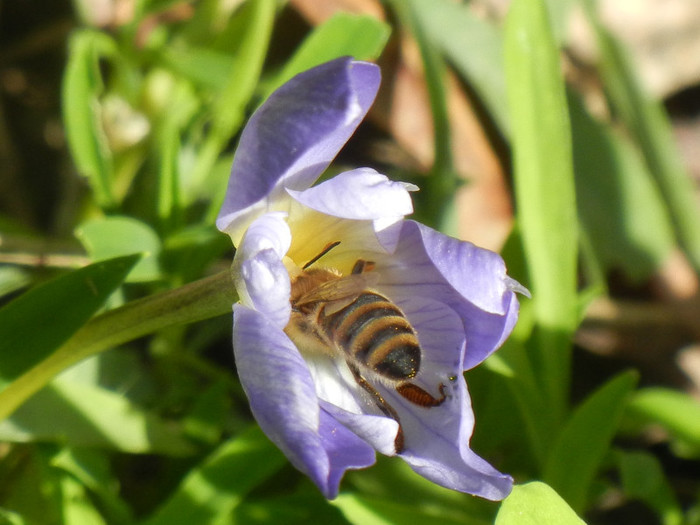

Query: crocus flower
left=217, top=57, right=526, bottom=500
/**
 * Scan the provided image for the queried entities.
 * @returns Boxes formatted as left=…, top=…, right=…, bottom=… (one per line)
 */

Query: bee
left=285, top=242, right=447, bottom=452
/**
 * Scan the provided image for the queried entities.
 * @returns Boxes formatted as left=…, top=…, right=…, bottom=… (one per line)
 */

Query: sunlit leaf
left=0, top=378, right=194, bottom=455
left=142, top=425, right=286, bottom=525
left=334, top=493, right=489, bottom=525
left=616, top=450, right=683, bottom=525
left=76, top=216, right=162, bottom=282
left=495, top=482, right=586, bottom=525
left=543, top=371, right=638, bottom=511
left=0, top=255, right=140, bottom=389
left=0, top=266, right=30, bottom=299
left=51, top=447, right=134, bottom=524
left=569, top=92, right=674, bottom=280
left=62, top=30, right=118, bottom=207
left=584, top=0, right=700, bottom=271
left=265, top=13, right=390, bottom=97
left=626, top=388, right=700, bottom=457
left=504, top=0, right=577, bottom=443
left=59, top=474, right=108, bottom=525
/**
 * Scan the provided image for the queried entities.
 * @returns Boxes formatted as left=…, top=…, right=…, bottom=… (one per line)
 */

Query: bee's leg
left=396, top=382, right=447, bottom=407
left=351, top=259, right=375, bottom=274
left=348, top=363, right=405, bottom=453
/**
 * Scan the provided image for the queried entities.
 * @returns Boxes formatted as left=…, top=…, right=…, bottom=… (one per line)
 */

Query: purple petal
left=217, top=58, right=381, bottom=238
left=305, top=354, right=401, bottom=456
left=233, top=213, right=291, bottom=328
left=390, top=296, right=465, bottom=379
left=377, top=220, right=521, bottom=370
left=318, top=407, right=378, bottom=498
left=381, top=378, right=513, bottom=500
left=408, top=221, right=512, bottom=315
left=287, top=168, right=415, bottom=221
left=321, top=401, right=399, bottom=457
left=233, top=304, right=376, bottom=498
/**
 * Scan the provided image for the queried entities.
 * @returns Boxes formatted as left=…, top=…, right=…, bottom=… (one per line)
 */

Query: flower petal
left=233, top=213, right=291, bottom=328
left=233, top=304, right=375, bottom=498
left=305, top=354, right=401, bottom=457
left=287, top=168, right=415, bottom=221
left=318, top=407, right=378, bottom=499
left=381, top=378, right=513, bottom=500
left=409, top=221, right=513, bottom=314
left=321, top=401, right=399, bottom=457
left=217, top=57, right=381, bottom=243
left=378, top=220, right=522, bottom=370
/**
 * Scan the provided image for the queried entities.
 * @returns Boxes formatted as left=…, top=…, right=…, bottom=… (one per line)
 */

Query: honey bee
left=285, top=242, right=447, bottom=452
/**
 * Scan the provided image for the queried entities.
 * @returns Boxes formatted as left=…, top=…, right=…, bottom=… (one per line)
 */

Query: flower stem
left=0, top=270, right=237, bottom=422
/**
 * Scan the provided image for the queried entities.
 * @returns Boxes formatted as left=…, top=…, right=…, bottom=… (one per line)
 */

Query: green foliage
left=496, top=482, right=586, bottom=525
left=2, top=0, right=699, bottom=523
left=76, top=217, right=163, bottom=282
left=505, top=0, right=578, bottom=451
left=142, top=426, right=286, bottom=525
left=0, top=255, right=140, bottom=387
left=543, top=371, right=638, bottom=511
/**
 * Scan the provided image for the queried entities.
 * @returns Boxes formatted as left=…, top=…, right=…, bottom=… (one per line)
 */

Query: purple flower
left=217, top=57, right=526, bottom=500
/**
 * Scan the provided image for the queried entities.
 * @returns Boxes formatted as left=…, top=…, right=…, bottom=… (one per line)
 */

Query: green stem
left=0, top=270, right=237, bottom=422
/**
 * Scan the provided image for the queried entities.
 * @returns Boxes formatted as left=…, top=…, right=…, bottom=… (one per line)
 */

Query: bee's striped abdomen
left=321, top=292, right=421, bottom=380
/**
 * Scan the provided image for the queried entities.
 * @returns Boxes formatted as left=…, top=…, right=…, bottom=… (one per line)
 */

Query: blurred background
left=1, top=0, right=699, bottom=524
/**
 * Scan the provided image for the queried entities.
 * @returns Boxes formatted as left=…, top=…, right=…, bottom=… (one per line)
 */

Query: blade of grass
left=543, top=370, right=638, bottom=511
left=141, top=425, right=286, bottom=525
left=584, top=0, right=700, bottom=271
left=504, top=0, right=578, bottom=445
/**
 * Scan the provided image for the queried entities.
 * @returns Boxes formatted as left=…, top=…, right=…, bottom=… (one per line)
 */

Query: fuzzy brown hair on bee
left=284, top=242, right=447, bottom=453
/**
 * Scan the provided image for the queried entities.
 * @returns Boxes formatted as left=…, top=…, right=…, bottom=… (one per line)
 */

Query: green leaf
left=142, top=425, right=286, bottom=525
left=569, top=92, right=674, bottom=281
left=265, top=13, right=390, bottom=97
left=0, top=255, right=140, bottom=388
left=495, top=482, right=586, bottom=525
left=160, top=46, right=235, bottom=90
left=188, top=0, right=275, bottom=205
left=584, top=0, right=700, bottom=271
left=543, top=370, right=638, bottom=511
left=626, top=388, right=700, bottom=456
left=0, top=377, right=194, bottom=455
left=0, top=266, right=31, bottom=299
left=334, top=493, right=489, bottom=525
left=75, top=216, right=162, bottom=282
left=344, top=455, right=496, bottom=523
left=0, top=270, right=235, bottom=423
left=504, top=0, right=578, bottom=438
left=59, top=473, right=108, bottom=525
left=615, top=450, right=683, bottom=525
left=235, top=488, right=348, bottom=525
left=51, top=448, right=134, bottom=524
left=0, top=508, right=29, bottom=525
left=62, top=30, right=118, bottom=208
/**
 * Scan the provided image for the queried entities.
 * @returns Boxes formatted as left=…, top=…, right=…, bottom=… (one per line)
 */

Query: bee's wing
left=295, top=274, right=371, bottom=307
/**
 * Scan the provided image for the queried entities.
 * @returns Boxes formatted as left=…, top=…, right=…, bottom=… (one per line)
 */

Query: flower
left=217, top=57, right=526, bottom=500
